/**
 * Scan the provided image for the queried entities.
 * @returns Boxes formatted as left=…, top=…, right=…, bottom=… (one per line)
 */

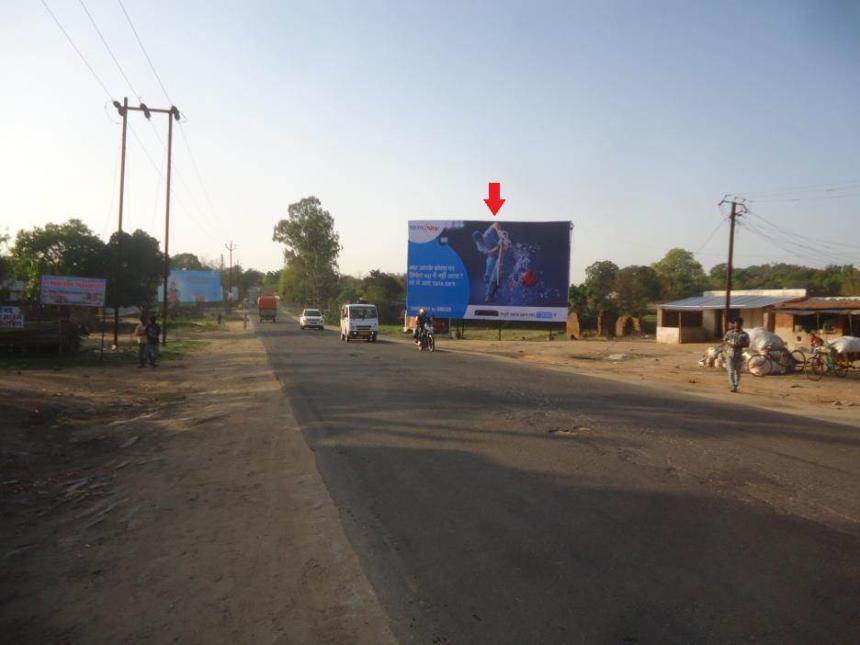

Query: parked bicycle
left=747, top=346, right=806, bottom=377
left=806, top=345, right=848, bottom=381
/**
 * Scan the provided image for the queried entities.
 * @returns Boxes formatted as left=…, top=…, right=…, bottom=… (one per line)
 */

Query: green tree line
left=0, top=220, right=268, bottom=310
left=570, top=247, right=859, bottom=327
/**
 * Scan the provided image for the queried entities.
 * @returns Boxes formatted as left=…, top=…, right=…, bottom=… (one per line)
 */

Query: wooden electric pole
left=719, top=197, right=747, bottom=334
left=112, top=97, right=128, bottom=349
left=225, top=241, right=237, bottom=309
left=160, top=106, right=181, bottom=345
left=112, top=99, right=180, bottom=346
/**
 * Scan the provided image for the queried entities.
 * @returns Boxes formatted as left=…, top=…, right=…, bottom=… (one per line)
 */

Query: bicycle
left=806, top=346, right=848, bottom=381
left=747, top=346, right=806, bottom=377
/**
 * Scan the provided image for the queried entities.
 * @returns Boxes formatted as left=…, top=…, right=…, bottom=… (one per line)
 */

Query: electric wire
left=748, top=191, right=860, bottom=204
left=116, top=0, right=172, bottom=103
left=694, top=215, right=729, bottom=254
left=77, top=0, right=140, bottom=100
left=747, top=210, right=860, bottom=255
left=116, top=0, right=229, bottom=234
left=739, top=218, right=858, bottom=267
left=40, top=0, right=113, bottom=99
left=740, top=180, right=860, bottom=199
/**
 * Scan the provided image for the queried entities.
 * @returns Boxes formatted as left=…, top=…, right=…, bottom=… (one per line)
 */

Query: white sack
left=829, top=336, right=860, bottom=354
left=746, top=327, right=785, bottom=352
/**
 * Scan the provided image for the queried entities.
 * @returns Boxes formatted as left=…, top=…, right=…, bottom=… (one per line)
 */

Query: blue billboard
left=158, top=270, right=222, bottom=304
left=407, top=220, right=570, bottom=322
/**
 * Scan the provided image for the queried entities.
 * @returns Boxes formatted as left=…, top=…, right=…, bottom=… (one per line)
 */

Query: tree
left=105, top=229, right=164, bottom=309
left=0, top=231, right=9, bottom=284
left=361, top=270, right=405, bottom=322
left=171, top=252, right=204, bottom=270
left=615, top=265, right=661, bottom=316
left=277, top=257, right=311, bottom=304
left=584, top=260, right=619, bottom=315
left=652, top=248, right=707, bottom=301
left=707, top=262, right=858, bottom=296
left=11, top=219, right=106, bottom=299
left=273, top=196, right=341, bottom=306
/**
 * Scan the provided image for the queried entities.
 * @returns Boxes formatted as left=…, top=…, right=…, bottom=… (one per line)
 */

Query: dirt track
left=0, top=325, right=393, bottom=643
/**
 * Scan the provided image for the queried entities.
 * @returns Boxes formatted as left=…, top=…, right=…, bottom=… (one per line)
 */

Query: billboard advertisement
left=407, top=220, right=570, bottom=322
left=40, top=275, right=106, bottom=307
left=159, top=270, right=222, bottom=304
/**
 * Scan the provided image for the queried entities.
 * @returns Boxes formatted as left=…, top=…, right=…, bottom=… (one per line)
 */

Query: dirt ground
left=431, top=336, right=860, bottom=428
left=0, top=324, right=394, bottom=644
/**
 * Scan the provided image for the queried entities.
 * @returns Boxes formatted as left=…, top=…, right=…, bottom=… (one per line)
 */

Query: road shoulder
left=0, top=323, right=395, bottom=643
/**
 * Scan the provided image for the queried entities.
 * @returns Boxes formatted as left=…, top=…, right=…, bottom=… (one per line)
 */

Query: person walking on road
left=724, top=317, right=750, bottom=392
left=133, top=316, right=147, bottom=368
left=144, top=315, right=162, bottom=368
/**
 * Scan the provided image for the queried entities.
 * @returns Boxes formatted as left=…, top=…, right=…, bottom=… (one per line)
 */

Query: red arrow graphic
left=484, top=182, right=505, bottom=216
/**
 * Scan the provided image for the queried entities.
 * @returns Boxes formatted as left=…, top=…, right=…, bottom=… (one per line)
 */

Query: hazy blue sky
left=2, top=1, right=859, bottom=282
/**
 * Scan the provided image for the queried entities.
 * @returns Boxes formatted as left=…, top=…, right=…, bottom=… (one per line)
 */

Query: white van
left=340, top=303, right=379, bottom=342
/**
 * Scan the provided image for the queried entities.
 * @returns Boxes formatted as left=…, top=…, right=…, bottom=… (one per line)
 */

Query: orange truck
left=257, top=295, right=279, bottom=323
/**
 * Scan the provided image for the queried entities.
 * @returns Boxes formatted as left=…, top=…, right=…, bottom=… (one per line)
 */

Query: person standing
left=723, top=317, right=750, bottom=392
left=144, top=315, right=162, bottom=368
left=133, top=316, right=147, bottom=368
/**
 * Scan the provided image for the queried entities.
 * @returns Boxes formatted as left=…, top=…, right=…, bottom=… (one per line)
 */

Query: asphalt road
left=258, top=320, right=860, bottom=643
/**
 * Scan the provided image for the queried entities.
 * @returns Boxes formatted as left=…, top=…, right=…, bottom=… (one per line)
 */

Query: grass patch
left=168, top=319, right=222, bottom=332
left=378, top=324, right=407, bottom=336
left=0, top=338, right=207, bottom=371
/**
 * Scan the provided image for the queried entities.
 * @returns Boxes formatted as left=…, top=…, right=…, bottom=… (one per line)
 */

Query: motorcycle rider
left=414, top=308, right=429, bottom=341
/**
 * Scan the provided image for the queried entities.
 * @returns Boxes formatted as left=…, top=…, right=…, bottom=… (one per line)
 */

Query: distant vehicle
left=257, top=295, right=279, bottom=323
left=299, top=308, right=325, bottom=330
left=340, top=303, right=378, bottom=342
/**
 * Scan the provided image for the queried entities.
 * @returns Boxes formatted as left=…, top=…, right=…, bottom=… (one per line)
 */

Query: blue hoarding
left=407, top=220, right=570, bottom=322
left=158, top=270, right=222, bottom=304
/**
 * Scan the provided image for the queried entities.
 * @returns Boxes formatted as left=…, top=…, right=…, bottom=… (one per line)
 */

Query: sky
left=2, top=0, right=859, bottom=283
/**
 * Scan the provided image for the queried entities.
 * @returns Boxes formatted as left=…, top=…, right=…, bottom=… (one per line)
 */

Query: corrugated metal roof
left=773, top=297, right=860, bottom=311
left=660, top=294, right=800, bottom=310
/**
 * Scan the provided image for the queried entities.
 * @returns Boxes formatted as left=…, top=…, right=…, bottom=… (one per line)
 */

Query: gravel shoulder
left=1, top=322, right=394, bottom=643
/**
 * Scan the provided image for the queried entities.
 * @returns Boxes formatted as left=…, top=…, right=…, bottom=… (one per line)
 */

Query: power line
left=40, top=0, right=112, bottom=99
left=694, top=215, right=729, bottom=253
left=748, top=191, right=860, bottom=204
left=116, top=0, right=172, bottom=104
left=740, top=180, right=860, bottom=199
left=77, top=0, right=140, bottom=100
left=747, top=210, right=860, bottom=255
left=115, top=0, right=228, bottom=236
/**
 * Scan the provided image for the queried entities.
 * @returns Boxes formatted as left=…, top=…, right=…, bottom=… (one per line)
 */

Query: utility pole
left=112, top=97, right=129, bottom=349
left=225, top=241, right=237, bottom=310
left=160, top=106, right=180, bottom=345
left=111, top=99, right=180, bottom=346
left=719, top=196, right=747, bottom=334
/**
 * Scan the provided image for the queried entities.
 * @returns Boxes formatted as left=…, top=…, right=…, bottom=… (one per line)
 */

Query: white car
left=340, top=303, right=379, bottom=342
left=299, top=308, right=325, bottom=330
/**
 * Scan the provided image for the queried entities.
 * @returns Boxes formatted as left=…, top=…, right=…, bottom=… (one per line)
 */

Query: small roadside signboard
left=0, top=305, right=24, bottom=328
left=40, top=275, right=107, bottom=307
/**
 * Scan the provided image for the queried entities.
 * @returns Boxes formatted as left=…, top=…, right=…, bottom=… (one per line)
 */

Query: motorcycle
left=416, top=321, right=435, bottom=352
